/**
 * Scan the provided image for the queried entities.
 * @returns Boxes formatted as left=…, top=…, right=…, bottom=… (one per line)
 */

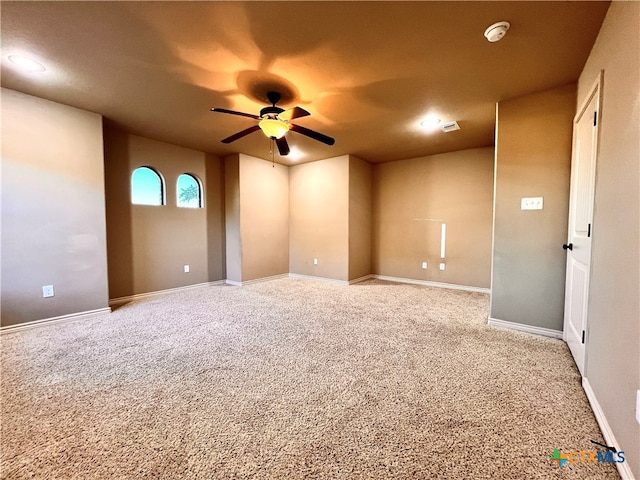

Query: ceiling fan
left=211, top=91, right=335, bottom=156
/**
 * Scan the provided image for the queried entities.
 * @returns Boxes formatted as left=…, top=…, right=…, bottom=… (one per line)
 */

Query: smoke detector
left=484, top=21, right=510, bottom=42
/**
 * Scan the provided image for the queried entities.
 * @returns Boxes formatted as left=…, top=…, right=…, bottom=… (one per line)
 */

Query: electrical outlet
left=439, top=263, right=446, bottom=271
left=421, top=262, right=427, bottom=269
left=313, top=258, right=318, bottom=265
left=184, top=265, right=190, bottom=273
left=42, top=285, right=55, bottom=298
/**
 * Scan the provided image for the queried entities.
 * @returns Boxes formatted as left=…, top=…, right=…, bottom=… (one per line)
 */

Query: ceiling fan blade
left=290, top=124, right=335, bottom=146
left=278, top=106, right=310, bottom=121
left=275, top=136, right=290, bottom=156
left=221, top=125, right=261, bottom=143
left=211, top=107, right=260, bottom=120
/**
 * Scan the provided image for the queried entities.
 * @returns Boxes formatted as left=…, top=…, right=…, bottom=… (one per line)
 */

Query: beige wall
left=225, top=154, right=289, bottom=282
left=224, top=155, right=242, bottom=283
left=205, top=154, right=226, bottom=281
left=348, top=156, right=372, bottom=281
left=491, top=84, right=575, bottom=329
left=578, top=2, right=640, bottom=476
left=104, top=128, right=222, bottom=298
left=1, top=89, right=109, bottom=326
left=373, top=147, right=494, bottom=288
left=239, top=155, right=289, bottom=281
left=289, top=156, right=350, bottom=281
left=289, top=155, right=372, bottom=283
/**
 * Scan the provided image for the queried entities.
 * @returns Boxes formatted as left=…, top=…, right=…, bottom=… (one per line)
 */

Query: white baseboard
left=225, top=273, right=289, bottom=287
left=288, top=273, right=349, bottom=285
left=582, top=378, right=636, bottom=480
left=241, top=273, right=488, bottom=291
left=288, top=273, right=376, bottom=285
left=488, top=317, right=563, bottom=339
left=373, top=275, right=491, bottom=294
left=110, top=280, right=225, bottom=306
left=1, top=307, right=112, bottom=335
left=349, top=274, right=375, bottom=285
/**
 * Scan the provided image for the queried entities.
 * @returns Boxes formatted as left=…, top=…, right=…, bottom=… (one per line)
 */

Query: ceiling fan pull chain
left=270, top=138, right=275, bottom=167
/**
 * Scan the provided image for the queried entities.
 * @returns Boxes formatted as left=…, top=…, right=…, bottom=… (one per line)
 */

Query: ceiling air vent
left=440, top=121, right=460, bottom=133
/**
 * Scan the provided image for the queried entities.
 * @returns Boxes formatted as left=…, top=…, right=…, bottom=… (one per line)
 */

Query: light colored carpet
left=1, top=277, right=619, bottom=479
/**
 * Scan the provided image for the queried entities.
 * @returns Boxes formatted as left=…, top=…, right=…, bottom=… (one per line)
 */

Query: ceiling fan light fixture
left=259, top=118, right=290, bottom=139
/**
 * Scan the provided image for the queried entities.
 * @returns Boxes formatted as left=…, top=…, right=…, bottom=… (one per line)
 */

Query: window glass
left=131, top=167, right=164, bottom=206
left=177, top=173, right=202, bottom=208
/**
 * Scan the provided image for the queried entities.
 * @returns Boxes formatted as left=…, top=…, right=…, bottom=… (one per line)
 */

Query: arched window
left=131, top=166, right=164, bottom=206
left=177, top=173, right=203, bottom=208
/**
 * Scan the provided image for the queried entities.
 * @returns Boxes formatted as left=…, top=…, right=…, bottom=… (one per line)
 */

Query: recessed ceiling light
left=288, top=147, right=304, bottom=161
left=8, top=55, right=46, bottom=72
left=419, top=115, right=441, bottom=132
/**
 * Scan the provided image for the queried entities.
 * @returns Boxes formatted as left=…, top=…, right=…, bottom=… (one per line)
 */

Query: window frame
left=176, top=173, right=204, bottom=209
left=131, top=166, right=166, bottom=206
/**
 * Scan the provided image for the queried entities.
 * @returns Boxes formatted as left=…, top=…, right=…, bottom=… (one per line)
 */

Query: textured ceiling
left=1, top=1, right=610, bottom=165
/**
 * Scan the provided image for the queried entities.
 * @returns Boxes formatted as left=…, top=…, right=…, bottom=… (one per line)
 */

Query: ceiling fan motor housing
left=261, top=91, right=285, bottom=118
left=260, top=105, right=284, bottom=118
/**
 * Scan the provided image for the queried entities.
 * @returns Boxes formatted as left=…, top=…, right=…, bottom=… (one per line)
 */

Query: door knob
left=563, top=243, right=573, bottom=251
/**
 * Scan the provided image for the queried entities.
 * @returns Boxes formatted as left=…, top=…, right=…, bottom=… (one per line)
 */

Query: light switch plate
left=521, top=197, right=543, bottom=210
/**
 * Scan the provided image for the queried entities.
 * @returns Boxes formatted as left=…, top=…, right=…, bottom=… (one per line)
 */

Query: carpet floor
left=1, top=277, right=620, bottom=479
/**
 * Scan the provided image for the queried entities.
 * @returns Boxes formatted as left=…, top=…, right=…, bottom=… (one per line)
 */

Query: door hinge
left=593, top=111, right=598, bottom=126
left=582, top=330, right=586, bottom=344
left=588, top=223, right=591, bottom=237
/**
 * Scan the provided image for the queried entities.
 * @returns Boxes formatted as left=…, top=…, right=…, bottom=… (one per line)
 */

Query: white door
left=563, top=74, right=601, bottom=376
